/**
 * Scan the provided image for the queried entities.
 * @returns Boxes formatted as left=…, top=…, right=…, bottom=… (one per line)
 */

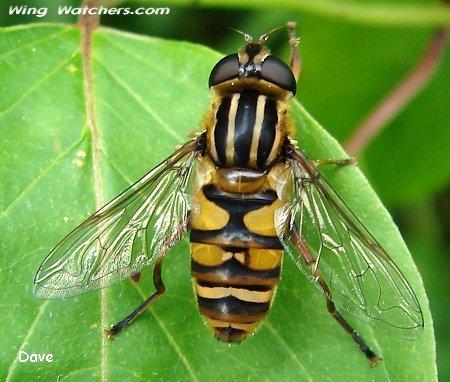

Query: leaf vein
left=0, top=47, right=80, bottom=115
left=99, top=33, right=205, bottom=93
left=5, top=301, right=49, bottom=382
left=131, top=282, right=199, bottom=382
left=264, top=322, right=314, bottom=381
left=0, top=26, right=73, bottom=60
left=93, top=58, right=184, bottom=142
left=0, top=137, right=85, bottom=219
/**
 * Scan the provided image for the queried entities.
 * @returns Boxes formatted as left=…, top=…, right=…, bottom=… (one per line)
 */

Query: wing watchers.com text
left=9, top=6, right=170, bottom=18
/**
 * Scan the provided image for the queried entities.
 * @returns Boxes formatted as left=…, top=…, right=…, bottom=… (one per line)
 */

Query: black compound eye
left=209, top=54, right=240, bottom=88
left=260, top=56, right=297, bottom=95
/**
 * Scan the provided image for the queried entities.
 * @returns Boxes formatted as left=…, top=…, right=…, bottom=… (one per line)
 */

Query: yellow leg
left=287, top=21, right=301, bottom=82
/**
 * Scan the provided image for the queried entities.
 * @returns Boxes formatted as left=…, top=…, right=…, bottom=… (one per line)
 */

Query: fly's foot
left=104, top=326, right=120, bottom=341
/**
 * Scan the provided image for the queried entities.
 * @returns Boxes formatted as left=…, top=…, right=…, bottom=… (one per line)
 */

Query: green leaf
left=0, top=24, right=435, bottom=381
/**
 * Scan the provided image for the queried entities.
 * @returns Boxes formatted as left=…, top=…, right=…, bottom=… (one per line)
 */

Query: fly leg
left=105, top=256, right=166, bottom=339
left=287, top=21, right=301, bottom=82
left=288, top=227, right=382, bottom=366
left=314, top=158, right=357, bottom=167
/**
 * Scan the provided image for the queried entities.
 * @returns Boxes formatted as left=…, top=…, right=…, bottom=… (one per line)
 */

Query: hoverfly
left=34, top=22, right=423, bottom=366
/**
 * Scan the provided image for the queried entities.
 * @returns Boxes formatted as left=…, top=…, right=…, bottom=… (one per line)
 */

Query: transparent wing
left=275, top=146, right=424, bottom=339
left=34, top=138, right=200, bottom=299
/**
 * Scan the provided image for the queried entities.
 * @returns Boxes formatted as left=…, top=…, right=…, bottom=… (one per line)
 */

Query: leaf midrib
left=80, top=22, right=108, bottom=382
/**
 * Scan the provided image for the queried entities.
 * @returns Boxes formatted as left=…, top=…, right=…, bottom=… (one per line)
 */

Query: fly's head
left=209, top=27, right=297, bottom=95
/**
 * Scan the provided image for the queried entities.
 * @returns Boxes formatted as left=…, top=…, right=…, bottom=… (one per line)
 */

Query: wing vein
left=275, top=145, right=423, bottom=339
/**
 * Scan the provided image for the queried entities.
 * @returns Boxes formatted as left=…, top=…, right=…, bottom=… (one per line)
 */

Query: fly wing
left=275, top=146, right=424, bottom=339
left=34, top=139, right=200, bottom=299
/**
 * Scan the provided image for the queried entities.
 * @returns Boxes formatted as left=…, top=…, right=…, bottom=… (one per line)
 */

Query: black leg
left=329, top=307, right=381, bottom=367
left=289, top=228, right=382, bottom=366
left=105, top=256, right=166, bottom=339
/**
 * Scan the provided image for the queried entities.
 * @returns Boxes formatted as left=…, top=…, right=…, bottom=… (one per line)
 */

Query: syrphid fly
left=34, top=22, right=423, bottom=366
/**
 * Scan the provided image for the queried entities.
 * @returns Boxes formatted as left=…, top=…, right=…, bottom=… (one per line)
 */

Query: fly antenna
left=228, top=27, right=253, bottom=43
left=258, top=25, right=284, bottom=44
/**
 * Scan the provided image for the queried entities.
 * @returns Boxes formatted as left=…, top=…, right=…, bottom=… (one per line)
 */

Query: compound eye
left=260, top=56, right=297, bottom=95
left=209, top=54, right=240, bottom=88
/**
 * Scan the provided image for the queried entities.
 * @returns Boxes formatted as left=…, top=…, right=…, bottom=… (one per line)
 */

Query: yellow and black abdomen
left=190, top=183, right=283, bottom=342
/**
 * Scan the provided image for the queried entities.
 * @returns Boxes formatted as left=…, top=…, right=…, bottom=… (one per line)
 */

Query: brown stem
left=78, top=2, right=108, bottom=380
left=345, top=27, right=450, bottom=156
left=78, top=0, right=101, bottom=30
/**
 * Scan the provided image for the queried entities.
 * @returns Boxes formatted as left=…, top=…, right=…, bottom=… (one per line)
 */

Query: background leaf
left=0, top=23, right=435, bottom=381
